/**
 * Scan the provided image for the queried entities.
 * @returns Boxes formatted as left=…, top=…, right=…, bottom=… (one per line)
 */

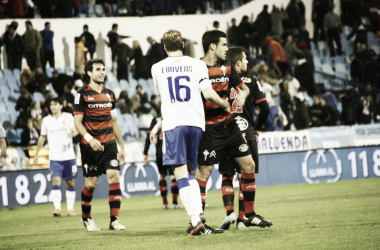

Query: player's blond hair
left=162, top=30, right=183, bottom=52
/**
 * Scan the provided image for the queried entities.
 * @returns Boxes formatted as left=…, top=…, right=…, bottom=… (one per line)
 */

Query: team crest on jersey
left=235, top=116, right=248, bottom=131
left=106, top=93, right=112, bottom=102
left=239, top=144, right=249, bottom=152
left=110, top=159, right=119, bottom=167
left=220, top=65, right=226, bottom=76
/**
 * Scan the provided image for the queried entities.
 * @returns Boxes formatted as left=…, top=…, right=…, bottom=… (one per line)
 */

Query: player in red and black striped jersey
left=196, top=30, right=272, bottom=230
left=74, top=58, right=126, bottom=231
left=218, top=47, right=271, bottom=230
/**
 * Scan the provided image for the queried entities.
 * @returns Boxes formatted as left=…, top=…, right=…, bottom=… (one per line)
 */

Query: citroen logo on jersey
left=220, top=65, right=226, bottom=76
left=106, top=93, right=112, bottom=102
left=88, top=103, right=112, bottom=108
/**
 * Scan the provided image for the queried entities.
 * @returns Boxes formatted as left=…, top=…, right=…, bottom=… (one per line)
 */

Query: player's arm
left=0, top=138, right=6, bottom=167
left=143, top=118, right=157, bottom=164
left=112, top=115, right=125, bottom=165
left=74, top=114, right=104, bottom=151
left=201, top=87, right=230, bottom=113
left=235, top=83, right=250, bottom=107
left=72, top=126, right=79, bottom=137
left=34, top=135, right=46, bottom=165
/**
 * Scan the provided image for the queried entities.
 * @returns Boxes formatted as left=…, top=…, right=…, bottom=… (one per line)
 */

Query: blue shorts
left=50, top=159, right=77, bottom=180
left=163, top=126, right=202, bottom=171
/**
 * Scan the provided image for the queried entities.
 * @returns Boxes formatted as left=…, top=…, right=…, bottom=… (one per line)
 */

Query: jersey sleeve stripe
left=74, top=111, right=84, bottom=115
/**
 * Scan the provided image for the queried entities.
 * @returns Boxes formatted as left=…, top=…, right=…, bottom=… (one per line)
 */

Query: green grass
left=0, top=178, right=379, bottom=250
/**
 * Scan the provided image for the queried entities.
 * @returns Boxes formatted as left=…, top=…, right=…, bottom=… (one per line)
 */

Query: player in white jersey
left=151, top=30, right=230, bottom=236
left=35, top=97, right=79, bottom=217
left=0, top=124, right=7, bottom=168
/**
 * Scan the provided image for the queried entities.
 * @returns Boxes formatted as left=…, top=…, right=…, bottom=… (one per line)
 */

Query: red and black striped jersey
left=74, top=84, right=116, bottom=146
left=233, top=72, right=266, bottom=130
left=203, top=59, right=243, bottom=128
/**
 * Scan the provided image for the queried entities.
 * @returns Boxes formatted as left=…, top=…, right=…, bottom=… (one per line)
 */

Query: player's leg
left=236, top=174, right=246, bottom=229
left=169, top=171, right=180, bottom=208
left=196, top=165, right=212, bottom=211
left=62, top=159, right=77, bottom=216
left=106, top=168, right=124, bottom=230
left=157, top=157, right=169, bottom=209
left=50, top=160, right=63, bottom=216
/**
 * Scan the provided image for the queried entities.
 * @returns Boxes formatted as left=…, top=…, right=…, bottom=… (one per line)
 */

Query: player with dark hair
left=74, top=58, right=126, bottom=231
left=195, top=30, right=272, bottom=230
left=218, top=47, right=270, bottom=230
left=151, top=29, right=230, bottom=236
left=143, top=116, right=180, bottom=209
left=35, top=97, right=79, bottom=217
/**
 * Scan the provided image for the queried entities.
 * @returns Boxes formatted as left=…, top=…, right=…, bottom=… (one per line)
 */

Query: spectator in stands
left=361, top=49, right=379, bottom=95
left=356, top=43, right=369, bottom=61
left=212, top=21, right=220, bottom=30
left=113, top=36, right=132, bottom=81
left=284, top=33, right=302, bottom=73
left=271, top=5, right=288, bottom=39
left=258, top=76, right=276, bottom=106
left=370, top=0, right=380, bottom=34
left=2, top=21, right=23, bottom=70
left=257, top=4, right=272, bottom=33
left=34, top=0, right=55, bottom=18
left=283, top=0, right=302, bottom=36
left=30, top=101, right=45, bottom=131
left=0, top=1, right=8, bottom=18
left=50, top=69, right=75, bottom=97
left=56, top=0, right=78, bottom=18
left=16, top=89, right=33, bottom=123
left=297, top=0, right=306, bottom=25
left=349, top=53, right=361, bottom=82
left=132, top=0, right=147, bottom=16
left=312, top=0, right=331, bottom=42
left=117, top=90, right=131, bottom=114
left=182, top=38, right=197, bottom=58
left=347, top=18, right=373, bottom=54
left=126, top=93, right=141, bottom=114
left=309, top=96, right=331, bottom=127
left=237, top=15, right=253, bottom=51
left=146, top=36, right=166, bottom=77
left=42, top=91, right=54, bottom=114
left=252, top=15, right=269, bottom=55
left=135, top=84, right=148, bottom=105
left=8, top=0, right=24, bottom=18
left=294, top=52, right=316, bottom=97
left=279, top=80, right=293, bottom=130
left=227, top=18, right=239, bottom=46
left=24, top=0, right=35, bottom=18
left=293, top=93, right=310, bottom=130
left=341, top=88, right=360, bottom=125
left=357, top=84, right=377, bottom=124
left=107, top=23, right=130, bottom=64
left=131, top=40, right=149, bottom=80
left=117, top=0, right=133, bottom=16
left=150, top=94, right=160, bottom=115
left=40, top=22, right=55, bottom=72
left=34, top=67, right=49, bottom=93
left=82, top=0, right=95, bottom=16
left=252, top=61, right=279, bottom=85
left=20, top=118, right=39, bottom=158
left=324, top=5, right=343, bottom=56
left=298, top=25, right=311, bottom=49
left=23, top=20, right=42, bottom=72
left=74, top=36, right=85, bottom=80
left=63, top=84, right=75, bottom=106
left=20, top=68, right=36, bottom=94
left=320, top=98, right=338, bottom=126
left=81, top=25, right=96, bottom=59
left=265, top=36, right=288, bottom=77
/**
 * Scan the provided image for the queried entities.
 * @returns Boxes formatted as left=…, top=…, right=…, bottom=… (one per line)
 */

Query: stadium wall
left=0, top=0, right=322, bottom=70
left=1, top=145, right=379, bottom=208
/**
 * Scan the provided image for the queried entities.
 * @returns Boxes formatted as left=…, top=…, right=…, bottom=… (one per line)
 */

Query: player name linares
left=161, top=66, right=193, bottom=73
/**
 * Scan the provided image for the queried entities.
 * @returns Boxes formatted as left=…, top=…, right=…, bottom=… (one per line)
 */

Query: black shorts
left=198, top=120, right=251, bottom=166
left=157, top=156, right=174, bottom=176
left=218, top=139, right=259, bottom=174
left=80, top=143, right=120, bottom=177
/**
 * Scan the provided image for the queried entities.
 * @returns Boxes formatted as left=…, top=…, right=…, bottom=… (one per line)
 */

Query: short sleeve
left=73, top=92, right=85, bottom=115
left=199, top=62, right=212, bottom=91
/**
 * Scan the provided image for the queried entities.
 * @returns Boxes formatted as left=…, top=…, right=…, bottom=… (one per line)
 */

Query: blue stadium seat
left=56, top=68, right=64, bottom=74
left=342, top=26, right=352, bottom=36
left=367, top=31, right=377, bottom=46
left=119, top=79, right=129, bottom=90
left=85, top=4, right=96, bottom=17
left=3, top=69, right=13, bottom=78
left=65, top=67, right=74, bottom=76
left=6, top=129, right=20, bottom=145
left=33, top=92, right=45, bottom=103
left=95, top=4, right=105, bottom=17
left=333, top=56, right=346, bottom=65
left=46, top=67, right=53, bottom=78
left=0, top=113, right=10, bottom=123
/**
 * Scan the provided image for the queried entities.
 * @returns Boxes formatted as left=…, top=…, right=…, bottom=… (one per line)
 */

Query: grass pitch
left=0, top=178, right=379, bottom=250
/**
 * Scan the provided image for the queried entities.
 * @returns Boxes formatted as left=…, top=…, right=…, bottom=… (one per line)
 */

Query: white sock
left=66, top=190, right=76, bottom=211
left=189, top=179, right=203, bottom=216
left=179, top=185, right=201, bottom=227
left=51, top=189, right=62, bottom=210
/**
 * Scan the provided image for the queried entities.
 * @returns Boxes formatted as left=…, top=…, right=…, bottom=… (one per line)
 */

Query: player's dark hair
left=51, top=97, right=64, bottom=105
left=83, top=24, right=88, bottom=29
left=85, top=58, right=105, bottom=76
left=44, top=22, right=50, bottom=27
left=202, top=30, right=227, bottom=53
left=226, top=47, right=245, bottom=67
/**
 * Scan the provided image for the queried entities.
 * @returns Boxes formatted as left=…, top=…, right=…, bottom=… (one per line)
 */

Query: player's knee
left=86, top=183, right=97, bottom=191
left=66, top=179, right=75, bottom=188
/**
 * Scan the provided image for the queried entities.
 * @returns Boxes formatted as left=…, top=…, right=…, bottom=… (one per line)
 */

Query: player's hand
left=150, top=132, right=158, bottom=145
left=235, top=87, right=247, bottom=107
left=144, top=155, right=148, bottom=164
left=117, top=151, right=125, bottom=165
left=222, top=99, right=231, bottom=113
left=89, top=139, right=104, bottom=151
left=34, top=155, right=39, bottom=165
left=255, top=130, right=261, bottom=137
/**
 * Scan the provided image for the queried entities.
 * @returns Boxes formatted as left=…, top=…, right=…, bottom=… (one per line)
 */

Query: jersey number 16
left=167, top=76, right=191, bottom=103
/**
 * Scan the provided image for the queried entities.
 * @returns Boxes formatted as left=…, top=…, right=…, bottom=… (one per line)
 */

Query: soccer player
left=35, top=97, right=78, bottom=217
left=0, top=124, right=7, bottom=168
left=143, top=116, right=180, bottom=209
left=218, top=47, right=270, bottom=230
left=196, top=30, right=272, bottom=228
left=74, top=58, right=126, bottom=231
left=151, top=29, right=230, bottom=236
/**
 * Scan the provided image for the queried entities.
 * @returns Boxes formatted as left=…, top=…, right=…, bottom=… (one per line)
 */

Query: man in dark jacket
left=112, top=36, right=132, bottom=81
left=257, top=4, right=272, bottom=32
left=3, top=21, right=23, bottom=70
left=40, top=22, right=55, bottom=71
left=23, top=20, right=42, bottom=71
left=107, top=23, right=130, bottom=65
left=56, top=0, right=78, bottom=18
left=50, top=70, right=75, bottom=97
left=81, top=24, right=96, bottom=59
